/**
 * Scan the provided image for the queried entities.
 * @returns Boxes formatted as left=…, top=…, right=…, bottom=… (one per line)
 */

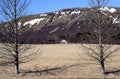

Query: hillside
left=0, top=7, right=120, bottom=44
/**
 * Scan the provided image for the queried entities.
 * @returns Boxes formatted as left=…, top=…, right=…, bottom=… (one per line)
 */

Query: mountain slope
left=0, top=7, right=120, bottom=44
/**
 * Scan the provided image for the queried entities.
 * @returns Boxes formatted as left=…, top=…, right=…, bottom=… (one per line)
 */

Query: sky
left=28, top=0, right=120, bottom=14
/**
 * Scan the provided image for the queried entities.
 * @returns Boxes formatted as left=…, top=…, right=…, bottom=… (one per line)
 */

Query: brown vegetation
left=0, top=44, right=120, bottom=79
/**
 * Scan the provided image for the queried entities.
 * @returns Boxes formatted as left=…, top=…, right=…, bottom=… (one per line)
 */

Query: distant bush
left=47, top=39, right=55, bottom=44
left=59, top=35, right=67, bottom=39
left=112, top=33, right=120, bottom=40
left=76, top=32, right=96, bottom=43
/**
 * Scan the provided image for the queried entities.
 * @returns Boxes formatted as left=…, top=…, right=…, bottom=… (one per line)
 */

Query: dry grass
left=0, top=44, right=120, bottom=79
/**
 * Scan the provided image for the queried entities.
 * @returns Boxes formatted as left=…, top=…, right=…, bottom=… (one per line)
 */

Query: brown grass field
left=0, top=44, right=120, bottom=79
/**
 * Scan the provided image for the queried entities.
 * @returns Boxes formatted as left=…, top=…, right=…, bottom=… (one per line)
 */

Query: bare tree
left=88, top=0, right=109, bottom=7
left=67, top=0, right=120, bottom=74
left=81, top=11, right=119, bottom=74
left=0, top=0, right=37, bottom=74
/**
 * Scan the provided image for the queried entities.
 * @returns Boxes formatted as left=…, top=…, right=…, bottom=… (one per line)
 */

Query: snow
left=109, top=8, right=116, bottom=13
left=49, top=27, right=59, bottom=33
left=52, top=12, right=59, bottom=21
left=18, top=22, right=22, bottom=29
left=110, top=15, right=112, bottom=18
left=61, top=12, right=66, bottom=15
left=78, top=26, right=80, bottom=28
left=53, top=11, right=59, bottom=15
left=100, top=7, right=109, bottom=11
left=66, top=11, right=70, bottom=14
left=100, top=7, right=116, bottom=13
left=101, top=11, right=108, bottom=16
left=52, top=16, right=56, bottom=22
left=24, top=18, right=45, bottom=27
left=5, top=24, right=8, bottom=27
left=40, top=14, right=47, bottom=16
left=59, top=15, right=62, bottom=19
left=46, top=18, right=49, bottom=22
left=71, top=10, right=81, bottom=15
left=18, top=22, right=21, bottom=26
left=113, top=18, right=120, bottom=24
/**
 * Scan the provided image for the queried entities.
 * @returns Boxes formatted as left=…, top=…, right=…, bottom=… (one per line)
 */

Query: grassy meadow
left=0, top=44, right=120, bottom=79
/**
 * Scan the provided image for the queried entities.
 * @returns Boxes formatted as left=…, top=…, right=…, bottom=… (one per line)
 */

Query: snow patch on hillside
left=71, top=10, right=81, bottom=15
left=53, top=11, right=59, bottom=15
left=18, top=22, right=22, bottom=29
left=59, top=15, right=62, bottom=19
left=113, top=17, right=120, bottom=24
left=100, top=7, right=116, bottom=13
left=49, top=27, right=59, bottom=33
left=24, top=18, right=45, bottom=27
left=40, top=14, right=47, bottom=16
left=66, top=11, right=70, bottom=14
left=109, top=8, right=116, bottom=13
left=61, top=12, right=66, bottom=15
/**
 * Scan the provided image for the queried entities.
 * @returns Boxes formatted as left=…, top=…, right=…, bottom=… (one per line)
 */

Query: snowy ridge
left=22, top=7, right=119, bottom=28
left=24, top=18, right=45, bottom=27
left=53, top=9, right=81, bottom=15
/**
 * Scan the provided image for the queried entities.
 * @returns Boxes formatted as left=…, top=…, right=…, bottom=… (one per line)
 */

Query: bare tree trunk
left=100, top=61, right=105, bottom=74
left=15, top=53, right=19, bottom=74
left=15, top=45, right=19, bottom=74
left=14, top=41, right=19, bottom=74
left=14, top=45, right=19, bottom=74
left=14, top=0, right=19, bottom=74
left=99, top=43, right=106, bottom=74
